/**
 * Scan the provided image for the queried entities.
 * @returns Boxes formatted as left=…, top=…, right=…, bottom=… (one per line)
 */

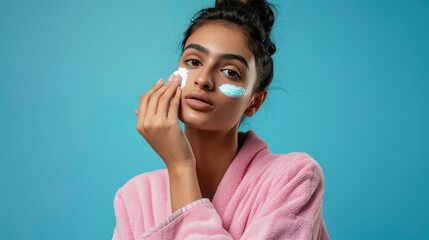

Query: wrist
left=167, top=161, right=202, bottom=213
left=166, top=161, right=196, bottom=177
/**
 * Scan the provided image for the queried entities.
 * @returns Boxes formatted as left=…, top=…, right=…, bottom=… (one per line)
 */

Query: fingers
left=145, top=74, right=175, bottom=116
left=168, top=84, right=181, bottom=121
left=137, top=78, right=164, bottom=120
left=136, top=73, right=182, bottom=121
left=158, top=74, right=182, bottom=117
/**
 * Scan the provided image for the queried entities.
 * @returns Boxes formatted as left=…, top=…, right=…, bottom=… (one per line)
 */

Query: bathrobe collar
left=211, top=130, right=270, bottom=216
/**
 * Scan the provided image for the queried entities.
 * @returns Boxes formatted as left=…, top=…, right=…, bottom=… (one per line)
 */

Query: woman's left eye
left=222, top=69, right=241, bottom=79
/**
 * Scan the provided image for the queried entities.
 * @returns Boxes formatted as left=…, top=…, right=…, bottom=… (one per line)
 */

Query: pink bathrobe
left=112, top=130, right=330, bottom=239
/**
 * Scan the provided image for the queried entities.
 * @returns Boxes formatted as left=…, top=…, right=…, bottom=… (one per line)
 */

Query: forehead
left=184, top=21, right=255, bottom=64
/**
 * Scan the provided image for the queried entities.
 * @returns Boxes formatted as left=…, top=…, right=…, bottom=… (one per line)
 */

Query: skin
left=135, top=20, right=268, bottom=213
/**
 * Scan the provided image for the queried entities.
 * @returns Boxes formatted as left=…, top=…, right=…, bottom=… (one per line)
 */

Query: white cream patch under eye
left=219, top=84, right=245, bottom=98
left=173, top=67, right=189, bottom=89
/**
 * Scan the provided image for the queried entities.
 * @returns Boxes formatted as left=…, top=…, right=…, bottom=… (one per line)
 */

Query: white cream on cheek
left=173, top=67, right=189, bottom=89
left=219, top=83, right=245, bottom=98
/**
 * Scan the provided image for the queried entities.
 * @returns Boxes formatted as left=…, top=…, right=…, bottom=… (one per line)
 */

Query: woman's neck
left=184, top=125, right=240, bottom=200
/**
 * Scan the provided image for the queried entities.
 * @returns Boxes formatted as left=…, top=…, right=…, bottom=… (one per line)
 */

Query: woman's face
left=177, top=21, right=260, bottom=131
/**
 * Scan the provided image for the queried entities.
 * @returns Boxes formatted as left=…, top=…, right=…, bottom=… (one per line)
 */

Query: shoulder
left=251, top=152, right=326, bottom=212
left=252, top=151, right=324, bottom=178
left=114, top=168, right=169, bottom=203
left=268, top=151, right=324, bottom=180
left=238, top=151, right=327, bottom=220
left=244, top=131, right=324, bottom=183
left=251, top=151, right=325, bottom=194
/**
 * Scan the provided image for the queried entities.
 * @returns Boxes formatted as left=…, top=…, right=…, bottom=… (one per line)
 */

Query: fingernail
left=174, top=74, right=181, bottom=82
left=134, top=109, right=138, bottom=115
left=176, top=87, right=180, bottom=94
left=156, top=79, right=163, bottom=85
left=168, top=74, right=174, bottom=82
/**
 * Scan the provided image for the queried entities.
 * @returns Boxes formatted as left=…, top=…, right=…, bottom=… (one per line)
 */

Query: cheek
left=216, top=83, right=250, bottom=120
left=218, top=83, right=245, bottom=98
left=216, top=92, right=251, bottom=119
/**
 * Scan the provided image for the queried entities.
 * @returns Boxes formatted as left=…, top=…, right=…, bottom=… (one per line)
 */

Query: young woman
left=112, top=0, right=329, bottom=239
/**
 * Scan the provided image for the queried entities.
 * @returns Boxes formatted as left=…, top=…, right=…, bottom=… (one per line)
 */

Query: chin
left=179, top=112, right=237, bottom=132
left=178, top=103, right=240, bottom=131
left=179, top=112, right=215, bottom=130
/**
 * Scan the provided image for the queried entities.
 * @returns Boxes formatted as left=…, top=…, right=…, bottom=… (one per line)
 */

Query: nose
left=193, top=68, right=214, bottom=91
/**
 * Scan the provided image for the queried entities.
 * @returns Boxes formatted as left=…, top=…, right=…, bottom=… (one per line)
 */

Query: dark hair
left=181, top=0, right=277, bottom=127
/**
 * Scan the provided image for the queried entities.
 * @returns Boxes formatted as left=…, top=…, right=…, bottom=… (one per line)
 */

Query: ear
left=244, top=90, right=267, bottom=117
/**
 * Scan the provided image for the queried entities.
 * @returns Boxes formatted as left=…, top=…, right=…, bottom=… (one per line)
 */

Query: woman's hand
left=135, top=73, right=203, bottom=212
left=135, top=74, right=196, bottom=170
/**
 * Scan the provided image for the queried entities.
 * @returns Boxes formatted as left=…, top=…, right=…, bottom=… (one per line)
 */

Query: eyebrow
left=182, top=43, right=249, bottom=69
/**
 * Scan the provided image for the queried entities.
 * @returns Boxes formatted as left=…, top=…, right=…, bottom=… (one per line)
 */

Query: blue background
left=1, top=0, right=428, bottom=239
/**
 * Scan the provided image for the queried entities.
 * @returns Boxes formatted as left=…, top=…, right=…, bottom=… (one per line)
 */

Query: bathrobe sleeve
left=132, top=161, right=327, bottom=240
left=112, top=192, right=134, bottom=240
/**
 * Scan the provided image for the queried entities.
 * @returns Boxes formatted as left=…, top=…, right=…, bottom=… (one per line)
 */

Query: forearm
left=167, top=163, right=202, bottom=213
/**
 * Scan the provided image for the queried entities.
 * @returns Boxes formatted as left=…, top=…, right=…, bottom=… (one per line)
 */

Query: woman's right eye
left=185, top=59, right=202, bottom=66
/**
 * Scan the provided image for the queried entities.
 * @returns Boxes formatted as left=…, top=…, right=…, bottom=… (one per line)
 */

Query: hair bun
left=215, top=0, right=245, bottom=7
left=215, top=0, right=276, bottom=37
left=247, top=0, right=276, bottom=37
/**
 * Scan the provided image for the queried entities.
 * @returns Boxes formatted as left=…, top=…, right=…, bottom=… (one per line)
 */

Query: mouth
left=187, top=97, right=211, bottom=105
left=184, top=91, right=214, bottom=111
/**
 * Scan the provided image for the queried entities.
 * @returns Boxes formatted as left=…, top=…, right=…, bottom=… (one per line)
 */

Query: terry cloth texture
left=112, top=130, right=330, bottom=240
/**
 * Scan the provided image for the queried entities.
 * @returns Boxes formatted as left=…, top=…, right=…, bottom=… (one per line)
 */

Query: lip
left=184, top=91, right=214, bottom=111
